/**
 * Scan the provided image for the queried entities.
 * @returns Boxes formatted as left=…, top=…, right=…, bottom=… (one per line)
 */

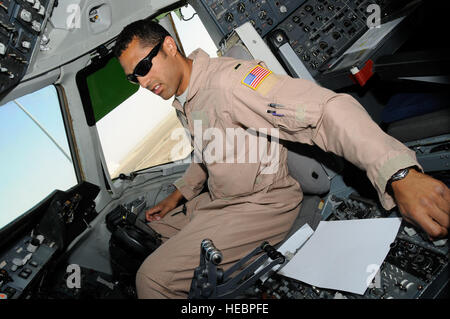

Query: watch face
left=392, top=168, right=409, bottom=181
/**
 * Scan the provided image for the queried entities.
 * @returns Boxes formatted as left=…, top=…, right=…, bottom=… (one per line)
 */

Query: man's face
left=118, top=36, right=182, bottom=100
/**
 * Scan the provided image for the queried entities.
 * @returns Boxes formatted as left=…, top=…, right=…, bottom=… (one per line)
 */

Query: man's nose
left=138, top=76, right=149, bottom=88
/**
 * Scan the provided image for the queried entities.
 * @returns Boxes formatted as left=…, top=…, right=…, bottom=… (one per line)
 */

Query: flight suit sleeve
left=227, top=62, right=422, bottom=210
left=173, top=162, right=208, bottom=201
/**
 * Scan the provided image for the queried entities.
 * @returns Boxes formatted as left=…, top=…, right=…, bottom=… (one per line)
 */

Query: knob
left=20, top=9, right=33, bottom=23
left=279, top=5, right=287, bottom=13
left=27, top=238, right=41, bottom=252
left=36, top=234, right=45, bottom=244
left=201, top=239, right=223, bottom=265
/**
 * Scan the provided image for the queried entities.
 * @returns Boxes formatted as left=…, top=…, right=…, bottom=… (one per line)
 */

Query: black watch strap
left=386, top=166, right=418, bottom=196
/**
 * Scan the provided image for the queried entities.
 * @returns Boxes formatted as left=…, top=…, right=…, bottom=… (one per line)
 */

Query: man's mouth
left=151, top=84, right=162, bottom=95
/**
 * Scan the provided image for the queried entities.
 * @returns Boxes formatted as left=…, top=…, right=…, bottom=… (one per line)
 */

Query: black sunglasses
left=126, top=40, right=164, bottom=84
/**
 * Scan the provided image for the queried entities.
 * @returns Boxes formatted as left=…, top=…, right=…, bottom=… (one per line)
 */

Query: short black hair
left=113, top=18, right=171, bottom=58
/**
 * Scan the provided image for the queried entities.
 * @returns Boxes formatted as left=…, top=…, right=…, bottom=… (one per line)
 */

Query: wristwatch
left=386, top=166, right=417, bottom=196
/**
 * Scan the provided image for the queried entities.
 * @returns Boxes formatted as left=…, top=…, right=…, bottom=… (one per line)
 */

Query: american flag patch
left=241, top=65, right=272, bottom=90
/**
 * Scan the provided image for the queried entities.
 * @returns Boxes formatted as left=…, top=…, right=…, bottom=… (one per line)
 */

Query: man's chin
left=160, top=93, right=173, bottom=100
left=160, top=90, right=176, bottom=101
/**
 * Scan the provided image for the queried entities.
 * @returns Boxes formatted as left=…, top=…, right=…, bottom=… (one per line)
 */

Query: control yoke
left=189, top=239, right=285, bottom=299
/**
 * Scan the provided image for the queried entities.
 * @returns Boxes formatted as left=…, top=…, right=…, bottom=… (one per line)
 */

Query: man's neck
left=176, top=56, right=194, bottom=96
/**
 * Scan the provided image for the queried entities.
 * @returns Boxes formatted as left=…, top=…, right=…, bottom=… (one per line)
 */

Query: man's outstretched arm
left=227, top=61, right=449, bottom=239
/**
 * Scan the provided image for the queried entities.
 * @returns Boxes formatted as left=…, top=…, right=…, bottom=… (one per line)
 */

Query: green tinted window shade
left=86, top=57, right=139, bottom=122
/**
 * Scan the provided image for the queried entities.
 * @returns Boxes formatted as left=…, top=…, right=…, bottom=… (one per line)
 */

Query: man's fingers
left=412, top=209, right=448, bottom=239
left=430, top=203, right=450, bottom=229
left=146, top=205, right=174, bottom=222
left=146, top=206, right=162, bottom=221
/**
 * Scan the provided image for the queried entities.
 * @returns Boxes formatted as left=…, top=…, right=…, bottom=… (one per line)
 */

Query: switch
left=31, top=20, right=41, bottom=32
left=0, top=43, right=6, bottom=55
left=21, top=41, right=31, bottom=50
left=38, top=5, right=45, bottom=16
left=23, top=268, right=32, bottom=274
left=23, top=253, right=32, bottom=265
left=26, top=0, right=36, bottom=5
left=404, top=226, right=417, bottom=237
left=433, top=239, right=447, bottom=247
left=29, top=260, right=38, bottom=267
left=33, top=0, right=41, bottom=11
left=18, top=270, right=31, bottom=279
left=12, top=258, right=24, bottom=267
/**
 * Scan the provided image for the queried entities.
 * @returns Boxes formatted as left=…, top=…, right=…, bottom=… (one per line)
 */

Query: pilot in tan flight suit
left=115, top=19, right=450, bottom=299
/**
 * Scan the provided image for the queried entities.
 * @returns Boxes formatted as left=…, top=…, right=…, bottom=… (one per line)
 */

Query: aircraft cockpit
left=0, top=0, right=448, bottom=301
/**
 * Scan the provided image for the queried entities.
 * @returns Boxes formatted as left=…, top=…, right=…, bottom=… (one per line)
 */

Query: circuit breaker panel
left=0, top=0, right=54, bottom=95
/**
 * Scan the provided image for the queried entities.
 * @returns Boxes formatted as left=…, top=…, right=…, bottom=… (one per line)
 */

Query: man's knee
left=135, top=253, right=188, bottom=299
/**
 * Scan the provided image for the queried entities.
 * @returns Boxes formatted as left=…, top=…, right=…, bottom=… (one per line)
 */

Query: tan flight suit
left=136, top=49, right=420, bottom=298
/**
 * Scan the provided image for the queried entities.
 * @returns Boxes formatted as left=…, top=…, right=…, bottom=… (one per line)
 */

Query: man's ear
left=163, top=36, right=178, bottom=57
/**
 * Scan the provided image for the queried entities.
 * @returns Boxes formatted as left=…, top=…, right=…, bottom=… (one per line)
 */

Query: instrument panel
left=255, top=194, right=449, bottom=299
left=196, top=0, right=417, bottom=85
left=196, top=0, right=307, bottom=38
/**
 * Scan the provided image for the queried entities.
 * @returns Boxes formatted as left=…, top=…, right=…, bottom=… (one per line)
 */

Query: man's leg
left=136, top=195, right=301, bottom=299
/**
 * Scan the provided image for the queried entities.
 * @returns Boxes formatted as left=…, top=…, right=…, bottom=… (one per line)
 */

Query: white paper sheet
left=278, top=218, right=402, bottom=295
left=256, top=223, right=314, bottom=282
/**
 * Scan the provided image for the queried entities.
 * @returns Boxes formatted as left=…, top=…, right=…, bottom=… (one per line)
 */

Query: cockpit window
left=0, top=85, right=78, bottom=230
left=83, top=5, right=217, bottom=179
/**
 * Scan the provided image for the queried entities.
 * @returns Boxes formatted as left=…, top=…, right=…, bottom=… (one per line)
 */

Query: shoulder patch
left=241, top=65, right=272, bottom=90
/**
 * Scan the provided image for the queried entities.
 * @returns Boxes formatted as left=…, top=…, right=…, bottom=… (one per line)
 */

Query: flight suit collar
left=172, top=48, right=210, bottom=114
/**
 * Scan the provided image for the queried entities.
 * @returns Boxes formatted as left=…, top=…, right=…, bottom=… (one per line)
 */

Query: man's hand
left=391, top=169, right=450, bottom=240
left=146, top=189, right=184, bottom=222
